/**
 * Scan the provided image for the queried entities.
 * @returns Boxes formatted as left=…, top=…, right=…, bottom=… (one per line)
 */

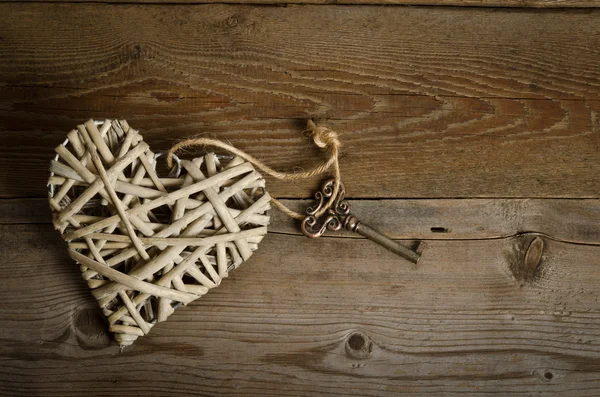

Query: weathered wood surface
left=6, top=197, right=600, bottom=243
left=2, top=1, right=600, bottom=396
left=2, top=221, right=600, bottom=396
left=0, top=0, right=597, bottom=6
left=1, top=4, right=600, bottom=199
left=274, top=198, right=600, bottom=244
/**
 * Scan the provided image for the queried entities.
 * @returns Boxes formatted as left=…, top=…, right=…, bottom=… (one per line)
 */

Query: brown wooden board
left=1, top=223, right=600, bottom=396
left=0, top=0, right=598, bottom=7
left=2, top=1, right=600, bottom=395
left=5, top=197, right=600, bottom=243
left=1, top=4, right=600, bottom=199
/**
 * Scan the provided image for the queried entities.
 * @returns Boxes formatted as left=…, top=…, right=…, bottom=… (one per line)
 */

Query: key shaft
left=343, top=215, right=422, bottom=264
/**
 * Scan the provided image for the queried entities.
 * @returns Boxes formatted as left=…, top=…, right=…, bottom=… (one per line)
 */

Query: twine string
left=166, top=120, right=341, bottom=220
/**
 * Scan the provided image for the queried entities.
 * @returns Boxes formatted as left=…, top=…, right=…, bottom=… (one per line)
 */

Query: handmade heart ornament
left=48, top=119, right=270, bottom=348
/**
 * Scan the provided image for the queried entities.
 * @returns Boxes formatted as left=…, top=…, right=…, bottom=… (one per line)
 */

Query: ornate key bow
left=301, top=179, right=424, bottom=264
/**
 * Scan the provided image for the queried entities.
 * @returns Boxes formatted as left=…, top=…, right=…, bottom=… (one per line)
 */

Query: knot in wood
left=345, top=331, right=372, bottom=359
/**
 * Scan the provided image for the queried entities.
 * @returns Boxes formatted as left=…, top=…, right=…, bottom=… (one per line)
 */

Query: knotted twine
left=166, top=120, right=341, bottom=220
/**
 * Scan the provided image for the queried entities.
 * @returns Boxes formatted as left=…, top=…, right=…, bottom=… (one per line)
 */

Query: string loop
left=166, top=120, right=341, bottom=220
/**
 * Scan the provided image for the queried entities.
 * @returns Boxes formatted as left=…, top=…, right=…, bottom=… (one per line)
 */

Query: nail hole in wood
left=430, top=227, right=449, bottom=233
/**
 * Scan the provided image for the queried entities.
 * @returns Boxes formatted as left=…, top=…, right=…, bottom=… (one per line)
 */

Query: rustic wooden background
left=1, top=0, right=600, bottom=396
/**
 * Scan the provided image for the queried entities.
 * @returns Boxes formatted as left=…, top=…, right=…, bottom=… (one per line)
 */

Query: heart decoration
left=48, top=119, right=270, bottom=348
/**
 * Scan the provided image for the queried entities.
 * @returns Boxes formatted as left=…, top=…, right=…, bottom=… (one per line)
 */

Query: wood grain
left=2, top=223, right=600, bottom=396
left=2, top=2, right=600, bottom=395
left=1, top=0, right=598, bottom=7
left=274, top=198, right=600, bottom=244
left=1, top=4, right=600, bottom=199
left=5, top=197, right=600, bottom=244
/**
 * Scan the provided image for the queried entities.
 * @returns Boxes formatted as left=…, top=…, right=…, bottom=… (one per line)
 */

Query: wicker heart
left=48, top=119, right=270, bottom=348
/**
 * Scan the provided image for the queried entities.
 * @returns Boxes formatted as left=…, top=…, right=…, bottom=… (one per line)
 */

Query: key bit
left=301, top=179, right=424, bottom=264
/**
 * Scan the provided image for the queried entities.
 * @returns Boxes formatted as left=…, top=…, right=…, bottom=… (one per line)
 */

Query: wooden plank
left=1, top=4, right=599, bottom=199
left=272, top=198, right=600, bottom=244
left=2, top=224, right=600, bottom=396
left=0, top=198, right=51, bottom=224
left=342, top=0, right=600, bottom=5
left=5, top=197, right=600, bottom=245
left=0, top=0, right=598, bottom=7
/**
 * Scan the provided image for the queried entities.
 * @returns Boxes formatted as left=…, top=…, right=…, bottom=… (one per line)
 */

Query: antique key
left=301, top=179, right=424, bottom=264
